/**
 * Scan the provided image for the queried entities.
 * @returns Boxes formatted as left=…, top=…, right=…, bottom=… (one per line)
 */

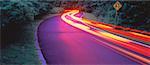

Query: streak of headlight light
left=129, top=32, right=150, bottom=39
left=61, top=10, right=90, bottom=30
left=99, top=32, right=130, bottom=43
left=70, top=12, right=112, bottom=29
left=96, top=24, right=113, bottom=29
left=61, top=10, right=150, bottom=64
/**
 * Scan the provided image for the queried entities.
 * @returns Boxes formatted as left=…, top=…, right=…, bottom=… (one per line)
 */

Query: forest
left=1, top=0, right=150, bottom=31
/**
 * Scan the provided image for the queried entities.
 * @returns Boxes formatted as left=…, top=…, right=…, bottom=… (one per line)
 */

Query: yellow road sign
left=113, top=1, right=122, bottom=11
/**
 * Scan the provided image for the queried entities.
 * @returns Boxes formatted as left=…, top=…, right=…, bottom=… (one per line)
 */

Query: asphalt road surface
left=37, top=16, right=140, bottom=64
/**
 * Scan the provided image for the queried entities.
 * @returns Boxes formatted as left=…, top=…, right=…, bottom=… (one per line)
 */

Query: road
left=37, top=16, right=141, bottom=64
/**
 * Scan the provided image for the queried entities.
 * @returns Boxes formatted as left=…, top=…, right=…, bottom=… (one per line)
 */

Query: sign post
left=113, top=1, right=122, bottom=24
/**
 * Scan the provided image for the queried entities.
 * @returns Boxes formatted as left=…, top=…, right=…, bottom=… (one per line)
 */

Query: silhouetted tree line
left=1, top=0, right=150, bottom=31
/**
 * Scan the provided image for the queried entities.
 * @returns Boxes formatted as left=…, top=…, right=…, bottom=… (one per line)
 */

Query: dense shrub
left=119, top=1, right=150, bottom=31
left=0, top=0, right=50, bottom=27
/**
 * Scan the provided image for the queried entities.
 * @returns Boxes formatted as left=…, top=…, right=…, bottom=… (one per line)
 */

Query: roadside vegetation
left=80, top=1, right=150, bottom=32
left=1, top=0, right=58, bottom=64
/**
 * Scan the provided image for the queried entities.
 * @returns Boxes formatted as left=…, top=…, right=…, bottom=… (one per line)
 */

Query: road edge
left=34, top=14, right=60, bottom=65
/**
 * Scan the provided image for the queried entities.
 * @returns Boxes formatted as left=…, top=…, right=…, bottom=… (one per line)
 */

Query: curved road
left=38, top=16, right=140, bottom=64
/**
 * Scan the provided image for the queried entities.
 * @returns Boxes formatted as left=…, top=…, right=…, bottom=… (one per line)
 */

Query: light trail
left=82, top=18, right=150, bottom=43
left=61, top=10, right=150, bottom=64
left=129, top=32, right=150, bottom=38
left=68, top=10, right=150, bottom=57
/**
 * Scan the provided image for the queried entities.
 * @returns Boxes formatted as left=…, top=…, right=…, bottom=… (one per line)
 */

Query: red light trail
left=61, top=10, right=150, bottom=64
